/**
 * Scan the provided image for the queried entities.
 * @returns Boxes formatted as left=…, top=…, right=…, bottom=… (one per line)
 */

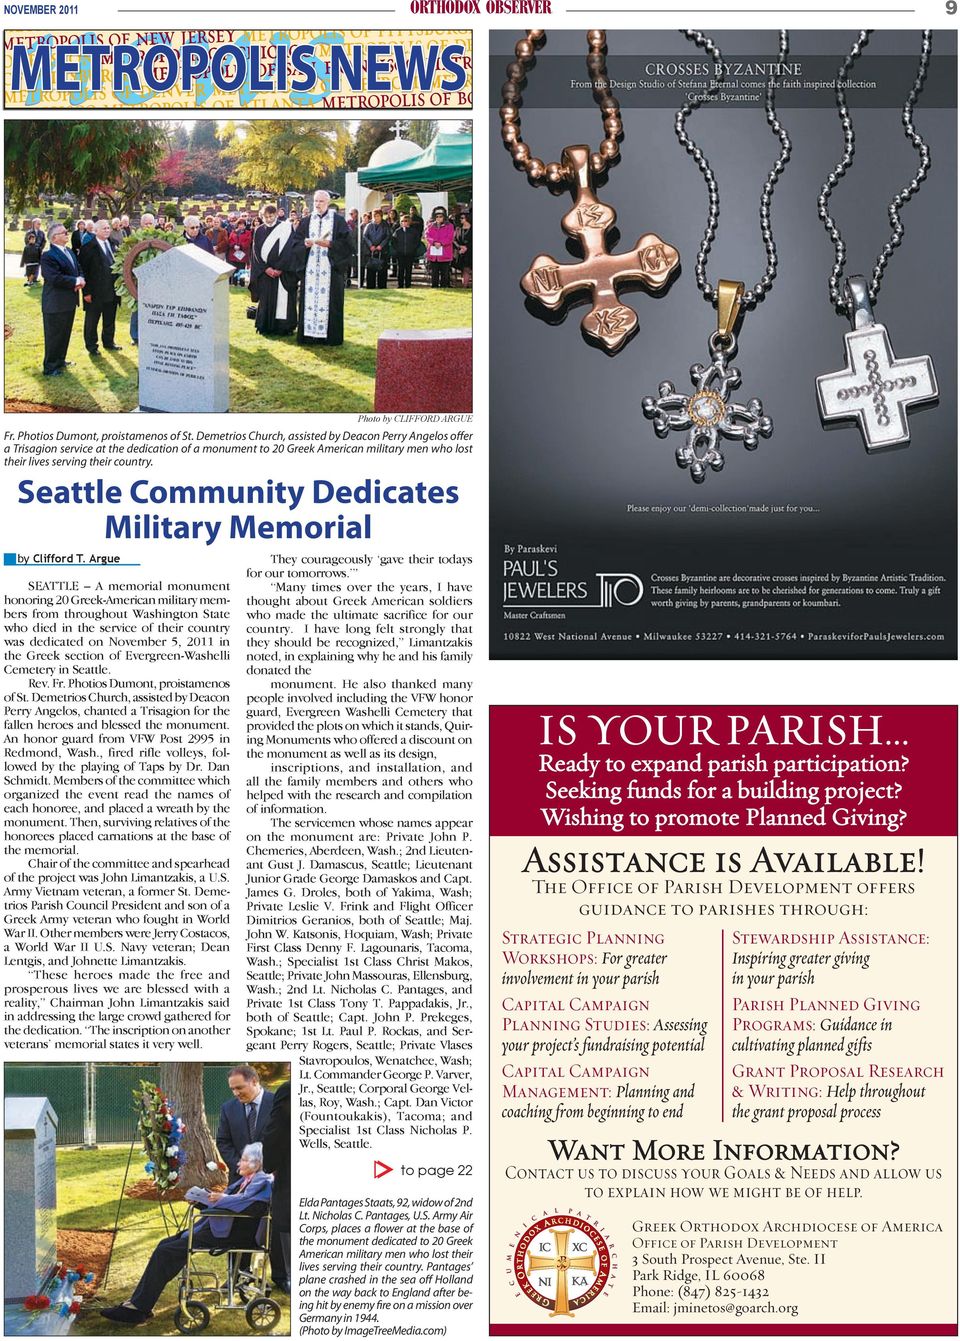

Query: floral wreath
left=112, top=228, right=185, bottom=310
left=134, top=1079, right=186, bottom=1192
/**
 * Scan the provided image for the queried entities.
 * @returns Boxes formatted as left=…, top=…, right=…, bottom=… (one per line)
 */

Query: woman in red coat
left=226, top=221, right=254, bottom=285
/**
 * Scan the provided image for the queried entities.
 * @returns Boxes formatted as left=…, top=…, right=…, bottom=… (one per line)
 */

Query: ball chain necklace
left=643, top=30, right=791, bottom=483
left=815, top=30, right=938, bottom=452
left=501, top=30, right=680, bottom=353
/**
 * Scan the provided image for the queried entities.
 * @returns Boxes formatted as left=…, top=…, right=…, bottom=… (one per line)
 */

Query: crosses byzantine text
left=520, top=145, right=679, bottom=353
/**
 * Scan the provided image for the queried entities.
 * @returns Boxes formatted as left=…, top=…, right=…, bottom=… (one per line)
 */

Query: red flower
left=24, top=1295, right=51, bottom=1311
left=70, top=1302, right=81, bottom=1315
left=163, top=1120, right=172, bottom=1131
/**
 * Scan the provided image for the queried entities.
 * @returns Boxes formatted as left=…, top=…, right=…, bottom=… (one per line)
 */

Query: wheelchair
left=173, top=1203, right=282, bottom=1334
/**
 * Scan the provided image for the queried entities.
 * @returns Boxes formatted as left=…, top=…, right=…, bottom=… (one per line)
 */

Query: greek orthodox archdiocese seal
left=510, top=1213, right=613, bottom=1318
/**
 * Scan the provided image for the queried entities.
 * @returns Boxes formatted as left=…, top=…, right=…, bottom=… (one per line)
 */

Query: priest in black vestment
left=294, top=190, right=353, bottom=346
left=250, top=205, right=300, bottom=337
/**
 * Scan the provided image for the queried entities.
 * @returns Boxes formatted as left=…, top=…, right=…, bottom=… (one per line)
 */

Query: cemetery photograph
left=4, top=1061, right=291, bottom=1336
left=3, top=119, right=473, bottom=414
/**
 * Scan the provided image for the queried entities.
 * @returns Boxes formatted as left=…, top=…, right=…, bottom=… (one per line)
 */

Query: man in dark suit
left=39, top=224, right=85, bottom=376
left=261, top=1081, right=291, bottom=1288
left=79, top=218, right=122, bottom=356
left=100, top=1145, right=271, bottom=1325
left=216, top=1066, right=274, bottom=1177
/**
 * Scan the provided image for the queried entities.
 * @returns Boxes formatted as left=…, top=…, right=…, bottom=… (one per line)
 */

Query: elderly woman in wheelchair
left=100, top=1142, right=280, bottom=1332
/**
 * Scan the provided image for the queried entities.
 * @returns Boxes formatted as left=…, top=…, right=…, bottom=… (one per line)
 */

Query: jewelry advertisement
left=490, top=31, right=956, bottom=660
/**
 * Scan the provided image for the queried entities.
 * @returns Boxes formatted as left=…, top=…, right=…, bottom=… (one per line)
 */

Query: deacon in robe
left=294, top=190, right=353, bottom=347
left=250, top=204, right=300, bottom=337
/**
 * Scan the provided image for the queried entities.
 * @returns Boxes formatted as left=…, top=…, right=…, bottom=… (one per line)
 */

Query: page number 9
left=948, top=2, right=957, bottom=14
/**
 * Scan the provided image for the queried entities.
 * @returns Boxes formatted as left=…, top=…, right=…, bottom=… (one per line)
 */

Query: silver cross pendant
left=643, top=334, right=773, bottom=483
left=643, top=281, right=772, bottom=483
left=816, top=276, right=938, bottom=451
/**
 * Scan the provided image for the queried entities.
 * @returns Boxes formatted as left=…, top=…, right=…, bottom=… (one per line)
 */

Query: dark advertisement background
left=489, top=31, right=957, bottom=659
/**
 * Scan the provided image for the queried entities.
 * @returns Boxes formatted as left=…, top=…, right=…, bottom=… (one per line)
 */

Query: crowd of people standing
left=352, top=204, right=472, bottom=290
left=24, top=192, right=471, bottom=376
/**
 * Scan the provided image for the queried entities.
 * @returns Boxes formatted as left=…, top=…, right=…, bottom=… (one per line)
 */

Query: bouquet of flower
left=134, top=1080, right=187, bottom=1194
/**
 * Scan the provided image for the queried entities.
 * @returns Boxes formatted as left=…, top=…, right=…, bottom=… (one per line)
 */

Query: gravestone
left=374, top=328, right=472, bottom=413
left=4, top=1097, right=58, bottom=1301
left=136, top=245, right=234, bottom=413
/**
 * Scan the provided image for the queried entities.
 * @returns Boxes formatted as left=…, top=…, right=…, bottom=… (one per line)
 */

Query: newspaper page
left=1, top=10, right=957, bottom=1341
left=490, top=707, right=957, bottom=1334
left=489, top=30, right=957, bottom=659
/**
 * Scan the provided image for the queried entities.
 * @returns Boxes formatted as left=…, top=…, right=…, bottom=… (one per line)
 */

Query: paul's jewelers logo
left=511, top=1213, right=613, bottom=1319
left=502, top=569, right=644, bottom=610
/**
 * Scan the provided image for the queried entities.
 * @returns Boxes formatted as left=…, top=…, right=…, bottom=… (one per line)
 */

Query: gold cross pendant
left=521, top=145, right=680, bottom=353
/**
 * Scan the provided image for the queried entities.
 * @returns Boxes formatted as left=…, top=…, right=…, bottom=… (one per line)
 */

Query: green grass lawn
left=4, top=279, right=472, bottom=413
left=59, top=1146, right=289, bottom=1336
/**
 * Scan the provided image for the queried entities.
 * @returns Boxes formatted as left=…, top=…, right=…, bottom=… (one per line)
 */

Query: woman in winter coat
left=362, top=210, right=391, bottom=290
left=425, top=207, right=455, bottom=289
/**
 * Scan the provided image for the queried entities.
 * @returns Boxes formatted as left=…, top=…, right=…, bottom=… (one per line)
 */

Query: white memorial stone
left=4, top=1097, right=58, bottom=1301
left=137, top=245, right=234, bottom=413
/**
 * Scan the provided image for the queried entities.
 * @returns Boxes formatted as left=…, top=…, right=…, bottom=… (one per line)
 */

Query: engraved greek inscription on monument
left=136, top=245, right=234, bottom=413
left=140, top=303, right=208, bottom=385
left=34, top=1124, right=56, bottom=1283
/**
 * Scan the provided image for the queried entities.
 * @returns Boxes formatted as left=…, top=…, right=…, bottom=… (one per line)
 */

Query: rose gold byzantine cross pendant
left=520, top=145, right=680, bottom=353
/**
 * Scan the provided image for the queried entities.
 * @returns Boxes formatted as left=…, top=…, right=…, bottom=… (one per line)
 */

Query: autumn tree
left=176, top=121, right=232, bottom=197
left=5, top=121, right=168, bottom=211
left=153, top=148, right=191, bottom=212
left=184, top=146, right=230, bottom=198
left=222, top=120, right=351, bottom=196
left=158, top=1062, right=227, bottom=1192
